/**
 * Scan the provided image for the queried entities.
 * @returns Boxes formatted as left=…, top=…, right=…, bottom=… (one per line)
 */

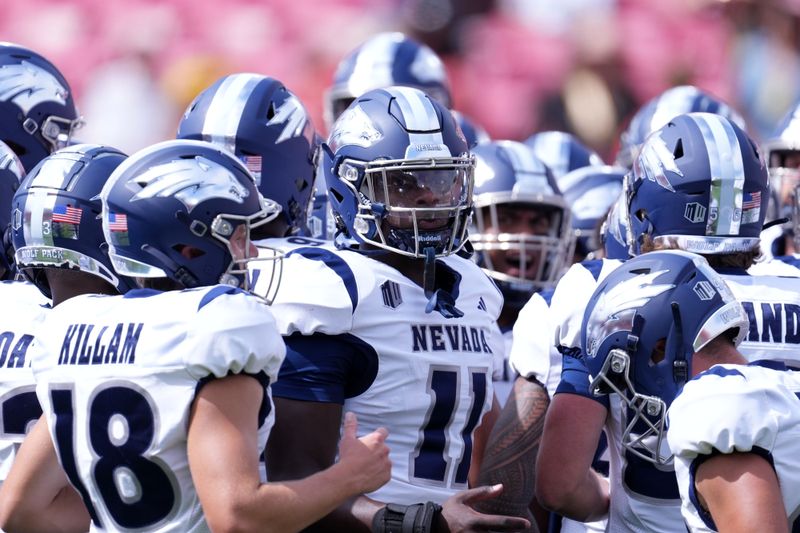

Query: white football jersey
left=719, top=271, right=800, bottom=367
left=748, top=254, right=800, bottom=277
left=0, top=281, right=48, bottom=485
left=508, top=291, right=561, bottom=397
left=29, top=286, right=285, bottom=533
left=668, top=363, right=800, bottom=532
left=268, top=241, right=504, bottom=504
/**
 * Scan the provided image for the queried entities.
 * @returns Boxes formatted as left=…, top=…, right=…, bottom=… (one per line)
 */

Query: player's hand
left=337, top=412, right=391, bottom=494
left=438, top=484, right=533, bottom=532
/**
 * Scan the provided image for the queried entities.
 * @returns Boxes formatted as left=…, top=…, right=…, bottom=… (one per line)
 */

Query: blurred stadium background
left=5, top=0, right=800, bottom=160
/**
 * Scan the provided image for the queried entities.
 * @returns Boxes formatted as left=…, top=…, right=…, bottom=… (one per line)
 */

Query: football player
left=0, top=43, right=83, bottom=172
left=523, top=130, right=604, bottom=183
left=468, top=139, right=572, bottom=405
left=583, top=249, right=800, bottom=532
left=0, top=140, right=46, bottom=491
left=0, top=143, right=135, bottom=530
left=264, top=87, right=530, bottom=532
left=0, top=140, right=390, bottom=532
left=559, top=165, right=626, bottom=263
left=536, top=112, right=800, bottom=532
left=177, top=72, right=319, bottom=239
left=467, top=140, right=572, bottom=531
left=324, top=32, right=453, bottom=131
left=753, top=100, right=800, bottom=264
left=614, top=85, right=745, bottom=169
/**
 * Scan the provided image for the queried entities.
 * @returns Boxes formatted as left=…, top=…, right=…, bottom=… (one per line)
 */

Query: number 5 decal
left=411, top=366, right=488, bottom=486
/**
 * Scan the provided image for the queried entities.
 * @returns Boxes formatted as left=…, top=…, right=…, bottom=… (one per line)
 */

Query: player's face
left=375, top=168, right=466, bottom=230
left=484, top=204, right=552, bottom=279
left=229, top=223, right=258, bottom=264
left=774, top=152, right=800, bottom=209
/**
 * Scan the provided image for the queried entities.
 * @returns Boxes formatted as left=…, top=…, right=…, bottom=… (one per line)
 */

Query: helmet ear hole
left=650, top=338, right=667, bottom=365
left=673, top=139, right=684, bottom=159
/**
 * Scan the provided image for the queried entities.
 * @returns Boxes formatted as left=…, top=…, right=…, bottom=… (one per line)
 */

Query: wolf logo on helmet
left=130, top=156, right=251, bottom=211
left=0, top=61, right=69, bottom=115
left=269, top=93, right=315, bottom=145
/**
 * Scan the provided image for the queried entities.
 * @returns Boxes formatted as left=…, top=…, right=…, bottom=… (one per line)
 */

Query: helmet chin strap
left=423, top=246, right=437, bottom=298
left=422, top=246, right=464, bottom=319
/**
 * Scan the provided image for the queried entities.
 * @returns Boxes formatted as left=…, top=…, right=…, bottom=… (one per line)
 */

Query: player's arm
left=472, top=376, right=548, bottom=530
left=468, top=392, right=501, bottom=488
left=189, top=374, right=391, bottom=533
left=0, top=416, right=91, bottom=533
left=265, top=395, right=384, bottom=531
left=535, top=391, right=609, bottom=522
left=694, top=452, right=788, bottom=533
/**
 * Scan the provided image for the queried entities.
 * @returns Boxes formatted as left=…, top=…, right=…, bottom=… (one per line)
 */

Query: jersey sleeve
left=269, top=248, right=359, bottom=336
left=509, top=293, right=554, bottom=385
left=554, top=351, right=609, bottom=408
left=667, top=366, right=781, bottom=460
left=550, top=260, right=608, bottom=351
left=184, top=288, right=286, bottom=383
left=272, top=332, right=379, bottom=404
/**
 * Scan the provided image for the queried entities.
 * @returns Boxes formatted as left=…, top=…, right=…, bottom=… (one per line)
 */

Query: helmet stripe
left=23, top=188, right=56, bottom=246
left=650, top=86, right=694, bottom=133
left=202, top=73, right=262, bottom=154
left=531, top=132, right=569, bottom=178
left=391, top=86, right=439, bottom=130
left=501, top=140, right=548, bottom=176
left=691, top=113, right=745, bottom=236
left=390, top=87, right=448, bottom=157
left=349, top=34, right=398, bottom=94
left=29, top=156, right=80, bottom=190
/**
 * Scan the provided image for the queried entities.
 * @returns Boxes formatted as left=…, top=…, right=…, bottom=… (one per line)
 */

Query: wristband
left=372, top=501, right=442, bottom=533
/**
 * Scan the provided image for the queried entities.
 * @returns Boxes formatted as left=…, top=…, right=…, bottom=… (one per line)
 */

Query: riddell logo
left=684, top=202, right=706, bottom=224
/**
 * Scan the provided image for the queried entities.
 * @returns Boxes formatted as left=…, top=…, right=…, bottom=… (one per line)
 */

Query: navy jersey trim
left=272, top=332, right=379, bottom=403
left=287, top=247, right=358, bottom=313
left=197, top=285, right=247, bottom=311
left=580, top=259, right=605, bottom=282
left=122, top=288, right=162, bottom=299
left=554, top=351, right=610, bottom=408
left=194, top=370, right=272, bottom=427
left=688, top=446, right=775, bottom=532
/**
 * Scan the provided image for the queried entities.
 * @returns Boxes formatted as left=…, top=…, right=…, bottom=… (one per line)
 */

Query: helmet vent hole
left=330, top=189, right=344, bottom=203
left=173, top=244, right=205, bottom=259
left=629, top=267, right=651, bottom=275
left=650, top=338, right=667, bottom=365
left=673, top=139, right=684, bottom=159
left=266, top=103, right=276, bottom=120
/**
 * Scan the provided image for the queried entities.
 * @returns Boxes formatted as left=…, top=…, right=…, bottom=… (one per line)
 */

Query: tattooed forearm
left=473, top=375, right=549, bottom=524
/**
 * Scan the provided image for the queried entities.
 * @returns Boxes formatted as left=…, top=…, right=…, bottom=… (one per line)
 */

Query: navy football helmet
left=582, top=250, right=748, bottom=464
left=470, top=140, right=572, bottom=305
left=626, top=112, right=768, bottom=256
left=761, top=100, right=800, bottom=246
left=615, top=85, right=745, bottom=169
left=560, top=165, right=626, bottom=261
left=452, top=110, right=490, bottom=148
left=0, top=140, right=25, bottom=278
left=599, top=191, right=632, bottom=260
left=0, top=43, right=83, bottom=172
left=100, top=140, right=281, bottom=293
left=323, top=86, right=473, bottom=258
left=177, top=73, right=319, bottom=236
left=523, top=130, right=604, bottom=182
left=11, top=144, right=133, bottom=297
left=324, top=32, right=453, bottom=130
